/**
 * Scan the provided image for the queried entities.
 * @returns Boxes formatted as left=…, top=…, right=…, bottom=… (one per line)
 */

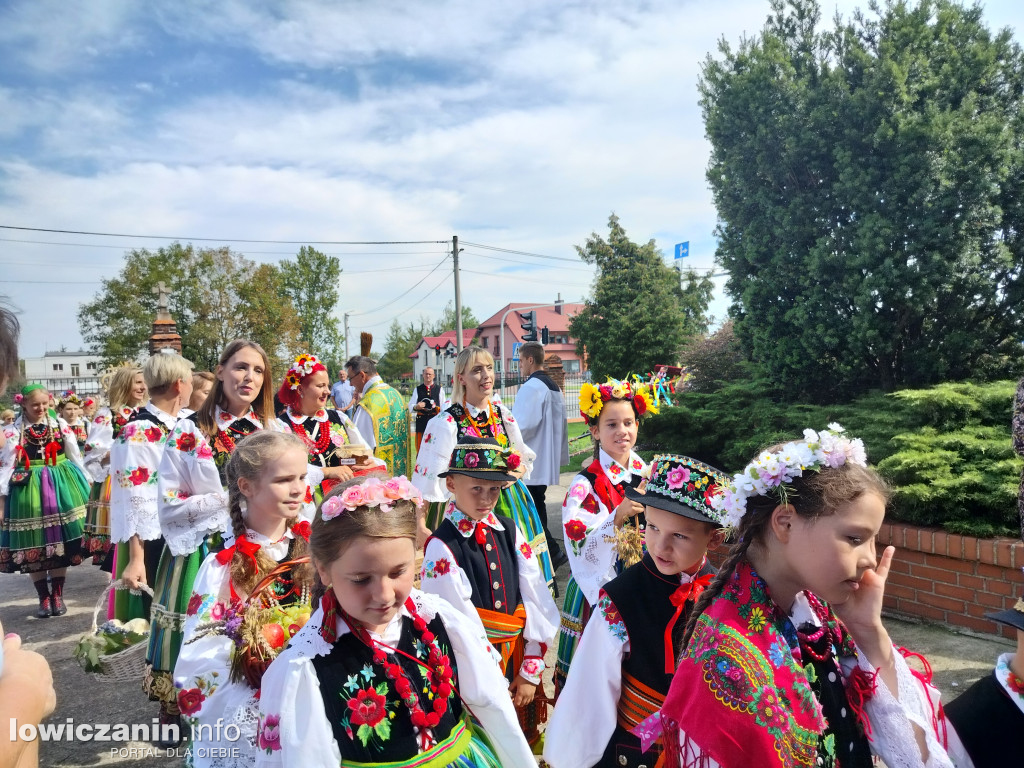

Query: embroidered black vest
left=945, top=671, right=1023, bottom=768
left=312, top=613, right=464, bottom=763
left=597, top=554, right=716, bottom=768
left=289, top=410, right=349, bottom=467
left=19, top=420, right=66, bottom=460
left=111, top=409, right=134, bottom=440
left=431, top=515, right=522, bottom=616
left=126, top=409, right=173, bottom=438
left=413, top=384, right=442, bottom=433
left=445, top=403, right=508, bottom=443
left=187, top=413, right=260, bottom=486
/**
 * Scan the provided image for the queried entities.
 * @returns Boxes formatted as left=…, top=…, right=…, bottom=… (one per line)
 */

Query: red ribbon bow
left=664, top=573, right=714, bottom=674
left=291, top=520, right=311, bottom=541
left=319, top=588, right=341, bottom=643
left=215, top=536, right=262, bottom=569
left=474, top=522, right=488, bottom=546
left=43, top=441, right=62, bottom=466
left=14, top=445, right=30, bottom=471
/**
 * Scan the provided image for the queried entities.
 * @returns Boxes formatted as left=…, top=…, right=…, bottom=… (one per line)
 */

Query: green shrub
left=638, top=380, right=1022, bottom=536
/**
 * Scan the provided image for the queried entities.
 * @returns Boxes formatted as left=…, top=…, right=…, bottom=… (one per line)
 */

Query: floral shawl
left=656, top=560, right=833, bottom=768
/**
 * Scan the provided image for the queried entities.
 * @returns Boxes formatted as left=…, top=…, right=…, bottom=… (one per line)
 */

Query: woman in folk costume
left=83, top=365, right=147, bottom=566
left=57, top=392, right=88, bottom=453
left=174, top=431, right=316, bottom=768
left=275, top=353, right=382, bottom=502
left=650, top=426, right=954, bottom=768
left=144, top=340, right=303, bottom=733
left=553, top=380, right=657, bottom=693
left=254, top=474, right=535, bottom=768
left=544, top=455, right=726, bottom=768
left=420, top=436, right=560, bottom=747
left=412, top=346, right=554, bottom=586
left=0, top=384, right=91, bottom=617
left=107, top=352, right=194, bottom=623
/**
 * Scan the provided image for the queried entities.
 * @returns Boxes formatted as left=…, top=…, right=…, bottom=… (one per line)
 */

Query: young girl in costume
left=420, top=436, right=560, bottom=746
left=83, top=365, right=146, bottom=566
left=108, top=352, right=194, bottom=623
left=189, top=371, right=215, bottom=414
left=413, top=346, right=554, bottom=586
left=652, top=425, right=954, bottom=768
left=0, top=384, right=91, bottom=617
left=144, top=340, right=288, bottom=732
left=553, top=380, right=656, bottom=693
left=275, top=353, right=381, bottom=501
left=58, top=392, right=88, bottom=453
left=174, top=431, right=316, bottom=768
left=544, top=454, right=726, bottom=768
left=255, top=474, right=536, bottom=768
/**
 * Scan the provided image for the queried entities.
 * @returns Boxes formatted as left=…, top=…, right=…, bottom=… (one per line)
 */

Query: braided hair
left=680, top=456, right=890, bottom=650
left=226, top=431, right=314, bottom=598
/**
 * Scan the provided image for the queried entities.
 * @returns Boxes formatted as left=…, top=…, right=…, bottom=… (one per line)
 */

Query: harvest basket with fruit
left=73, top=580, right=154, bottom=683
left=187, top=558, right=312, bottom=690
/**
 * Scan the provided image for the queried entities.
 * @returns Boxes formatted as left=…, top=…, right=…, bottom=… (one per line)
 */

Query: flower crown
left=320, top=476, right=424, bottom=521
left=285, top=353, right=322, bottom=391
left=709, top=424, right=867, bottom=529
left=579, top=378, right=658, bottom=421
left=58, top=390, right=83, bottom=408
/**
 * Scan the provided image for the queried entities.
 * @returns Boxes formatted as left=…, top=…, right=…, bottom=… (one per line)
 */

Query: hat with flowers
left=320, top=475, right=424, bottom=521
left=708, top=423, right=868, bottom=530
left=438, top=436, right=520, bottom=483
left=625, top=454, right=729, bottom=526
left=57, top=390, right=83, bottom=409
left=284, top=353, right=324, bottom=391
left=578, top=378, right=659, bottom=422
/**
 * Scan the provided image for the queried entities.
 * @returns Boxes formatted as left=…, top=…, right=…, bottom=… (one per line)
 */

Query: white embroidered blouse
left=419, top=502, right=560, bottom=684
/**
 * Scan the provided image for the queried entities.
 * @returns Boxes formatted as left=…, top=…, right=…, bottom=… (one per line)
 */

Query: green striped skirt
left=339, top=716, right=500, bottom=768
left=84, top=475, right=113, bottom=564
left=553, top=576, right=593, bottom=695
left=0, top=455, right=89, bottom=574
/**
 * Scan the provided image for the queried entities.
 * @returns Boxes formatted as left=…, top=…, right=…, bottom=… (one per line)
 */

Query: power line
left=0, top=236, right=450, bottom=257
left=461, top=268, right=591, bottom=288
left=461, top=240, right=579, bottom=263
left=0, top=224, right=447, bottom=245
left=350, top=256, right=451, bottom=317
left=358, top=270, right=453, bottom=330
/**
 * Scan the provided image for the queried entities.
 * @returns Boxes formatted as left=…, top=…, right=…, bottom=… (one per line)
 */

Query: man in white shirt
left=512, top=342, right=569, bottom=567
left=330, top=368, right=355, bottom=413
left=408, top=367, right=448, bottom=453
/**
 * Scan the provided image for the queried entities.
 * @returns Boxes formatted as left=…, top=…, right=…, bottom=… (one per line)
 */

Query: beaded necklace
left=329, top=595, right=455, bottom=744
left=458, top=400, right=508, bottom=447
left=286, top=408, right=331, bottom=458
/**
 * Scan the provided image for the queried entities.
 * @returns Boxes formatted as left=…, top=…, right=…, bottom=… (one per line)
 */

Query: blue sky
left=2, top=0, right=1022, bottom=357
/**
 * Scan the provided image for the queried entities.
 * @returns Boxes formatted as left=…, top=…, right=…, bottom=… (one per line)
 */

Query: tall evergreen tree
left=279, top=246, right=344, bottom=360
left=570, top=214, right=714, bottom=380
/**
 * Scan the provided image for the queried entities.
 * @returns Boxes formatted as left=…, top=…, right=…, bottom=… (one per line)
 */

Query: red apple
left=261, top=623, right=286, bottom=650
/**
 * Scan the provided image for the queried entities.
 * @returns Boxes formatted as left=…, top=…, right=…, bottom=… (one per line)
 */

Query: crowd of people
left=0, top=317, right=1022, bottom=768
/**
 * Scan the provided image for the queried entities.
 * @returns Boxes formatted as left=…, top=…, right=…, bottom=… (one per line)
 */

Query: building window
left=565, top=359, right=581, bottom=373
left=86, top=362, right=97, bottom=370
left=481, top=336, right=487, bottom=350
left=71, top=364, right=80, bottom=376
left=52, top=363, right=64, bottom=372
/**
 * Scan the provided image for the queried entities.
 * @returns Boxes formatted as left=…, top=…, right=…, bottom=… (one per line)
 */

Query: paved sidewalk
left=0, top=470, right=1011, bottom=766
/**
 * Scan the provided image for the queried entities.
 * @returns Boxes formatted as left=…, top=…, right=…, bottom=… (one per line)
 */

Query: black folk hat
left=438, top=435, right=519, bottom=483
left=986, top=596, right=1024, bottom=632
left=625, top=453, right=729, bottom=527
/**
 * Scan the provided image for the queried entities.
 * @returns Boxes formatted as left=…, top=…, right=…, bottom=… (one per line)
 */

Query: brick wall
left=708, top=522, right=1022, bottom=640
left=878, top=522, right=1022, bottom=641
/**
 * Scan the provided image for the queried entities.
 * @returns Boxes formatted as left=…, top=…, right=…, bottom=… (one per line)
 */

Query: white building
left=21, top=350, right=104, bottom=395
left=409, top=330, right=477, bottom=386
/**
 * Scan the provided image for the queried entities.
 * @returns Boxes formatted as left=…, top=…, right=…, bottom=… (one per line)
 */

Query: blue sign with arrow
left=674, top=241, right=690, bottom=259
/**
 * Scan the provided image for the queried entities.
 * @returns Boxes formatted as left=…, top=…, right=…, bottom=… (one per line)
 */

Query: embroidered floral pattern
left=597, top=593, right=627, bottom=642
left=258, top=713, right=282, bottom=753
left=115, top=466, right=158, bottom=488
left=421, top=557, right=452, bottom=580
left=563, top=519, right=589, bottom=555
left=177, top=687, right=205, bottom=716
left=518, top=542, right=533, bottom=559
left=186, top=592, right=203, bottom=616
left=175, top=433, right=197, bottom=453
left=666, top=466, right=690, bottom=489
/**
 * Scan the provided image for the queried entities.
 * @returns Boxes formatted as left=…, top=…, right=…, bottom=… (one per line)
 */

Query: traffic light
left=519, top=310, right=538, bottom=342
left=541, top=326, right=549, bottom=345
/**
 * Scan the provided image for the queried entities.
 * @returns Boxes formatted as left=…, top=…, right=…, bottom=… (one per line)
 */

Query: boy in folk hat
left=945, top=590, right=1024, bottom=768
left=544, top=454, right=727, bottom=768
left=419, top=435, right=559, bottom=741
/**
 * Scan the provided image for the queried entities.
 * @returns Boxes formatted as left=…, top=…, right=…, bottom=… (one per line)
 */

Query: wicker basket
left=85, top=579, right=155, bottom=684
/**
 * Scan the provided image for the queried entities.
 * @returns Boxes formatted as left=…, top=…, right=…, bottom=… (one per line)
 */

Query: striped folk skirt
left=0, top=455, right=88, bottom=574
left=84, top=475, right=113, bottom=565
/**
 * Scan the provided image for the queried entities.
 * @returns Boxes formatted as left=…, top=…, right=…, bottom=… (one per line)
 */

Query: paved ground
left=2, top=471, right=1012, bottom=767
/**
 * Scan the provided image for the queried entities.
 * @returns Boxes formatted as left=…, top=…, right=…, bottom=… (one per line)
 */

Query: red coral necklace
left=286, top=409, right=331, bottom=457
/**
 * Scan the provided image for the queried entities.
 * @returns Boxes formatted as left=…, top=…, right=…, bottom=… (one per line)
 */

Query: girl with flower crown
left=144, top=340, right=319, bottom=737
left=552, top=379, right=657, bottom=694
left=255, top=474, right=535, bottom=768
left=57, top=392, right=88, bottom=453
left=174, top=431, right=316, bottom=768
left=83, top=365, right=147, bottom=566
left=275, top=353, right=383, bottom=502
left=412, top=346, right=554, bottom=589
left=0, top=384, right=91, bottom=618
left=648, top=426, right=954, bottom=768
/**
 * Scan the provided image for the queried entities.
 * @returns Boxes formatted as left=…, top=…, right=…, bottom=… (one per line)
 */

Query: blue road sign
left=511, top=342, right=522, bottom=361
left=674, top=241, right=690, bottom=259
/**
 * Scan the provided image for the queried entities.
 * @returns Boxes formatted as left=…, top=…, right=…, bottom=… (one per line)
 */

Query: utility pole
left=453, top=235, right=464, bottom=352
left=343, top=312, right=350, bottom=361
